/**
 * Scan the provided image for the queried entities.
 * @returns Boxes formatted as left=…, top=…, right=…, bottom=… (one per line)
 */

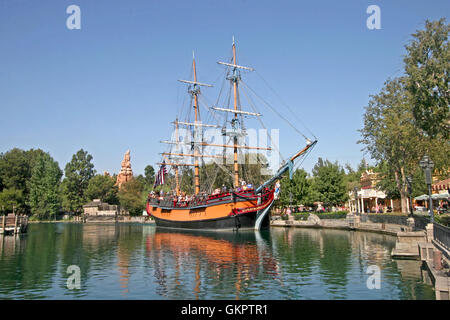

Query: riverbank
left=28, top=216, right=156, bottom=224
left=271, top=218, right=402, bottom=236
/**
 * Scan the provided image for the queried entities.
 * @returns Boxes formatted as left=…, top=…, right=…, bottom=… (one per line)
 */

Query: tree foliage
left=144, top=165, right=155, bottom=187
left=85, top=174, right=119, bottom=205
left=0, top=188, right=24, bottom=214
left=61, top=149, right=96, bottom=214
left=311, top=158, right=348, bottom=206
left=278, top=169, right=315, bottom=207
left=27, top=153, right=63, bottom=219
left=118, top=178, right=145, bottom=216
left=404, top=18, right=449, bottom=139
left=359, top=19, right=450, bottom=212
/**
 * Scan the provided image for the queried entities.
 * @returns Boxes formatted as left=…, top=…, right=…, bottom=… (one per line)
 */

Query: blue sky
left=0, top=0, right=449, bottom=177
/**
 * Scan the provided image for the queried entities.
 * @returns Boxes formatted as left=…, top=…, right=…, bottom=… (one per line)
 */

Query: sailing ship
left=146, top=38, right=317, bottom=231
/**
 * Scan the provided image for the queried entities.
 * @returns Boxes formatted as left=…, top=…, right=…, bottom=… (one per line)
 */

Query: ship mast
left=174, top=52, right=213, bottom=195
left=192, top=55, right=200, bottom=195
left=174, top=118, right=180, bottom=196
left=231, top=37, right=239, bottom=188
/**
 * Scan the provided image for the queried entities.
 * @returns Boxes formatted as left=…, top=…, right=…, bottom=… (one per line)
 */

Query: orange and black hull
left=146, top=189, right=274, bottom=231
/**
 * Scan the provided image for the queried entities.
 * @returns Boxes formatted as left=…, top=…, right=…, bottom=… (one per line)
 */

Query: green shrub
left=294, top=213, right=308, bottom=220
left=316, top=211, right=348, bottom=219
left=292, top=211, right=348, bottom=220
left=436, top=214, right=450, bottom=227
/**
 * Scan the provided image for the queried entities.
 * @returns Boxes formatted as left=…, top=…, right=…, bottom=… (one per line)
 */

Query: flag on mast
left=154, top=161, right=167, bottom=187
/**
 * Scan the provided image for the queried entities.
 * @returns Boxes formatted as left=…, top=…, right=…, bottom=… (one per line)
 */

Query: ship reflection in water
left=145, top=229, right=281, bottom=299
left=0, top=223, right=436, bottom=299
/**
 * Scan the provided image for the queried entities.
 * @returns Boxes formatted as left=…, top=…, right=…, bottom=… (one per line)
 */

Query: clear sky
left=1, top=0, right=449, bottom=177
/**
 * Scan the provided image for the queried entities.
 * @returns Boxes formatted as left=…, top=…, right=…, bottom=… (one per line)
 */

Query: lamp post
left=419, top=155, right=434, bottom=223
left=354, top=187, right=359, bottom=214
left=406, top=175, right=413, bottom=218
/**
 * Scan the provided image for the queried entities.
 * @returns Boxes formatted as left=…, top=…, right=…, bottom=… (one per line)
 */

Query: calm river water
left=0, top=223, right=435, bottom=299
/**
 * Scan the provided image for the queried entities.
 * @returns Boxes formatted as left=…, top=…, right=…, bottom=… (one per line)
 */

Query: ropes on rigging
left=240, top=80, right=311, bottom=142
left=255, top=70, right=317, bottom=141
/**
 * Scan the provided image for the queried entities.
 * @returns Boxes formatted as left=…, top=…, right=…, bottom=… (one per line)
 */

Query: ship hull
left=146, top=189, right=274, bottom=231
left=152, top=210, right=263, bottom=231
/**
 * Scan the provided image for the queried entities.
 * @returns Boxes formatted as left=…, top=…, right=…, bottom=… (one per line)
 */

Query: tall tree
left=311, top=158, right=348, bottom=206
left=404, top=18, right=449, bottom=139
left=359, top=76, right=448, bottom=212
left=0, top=148, right=47, bottom=213
left=359, top=78, right=422, bottom=213
left=27, top=153, right=63, bottom=219
left=144, top=165, right=155, bottom=187
left=278, top=169, right=315, bottom=207
left=118, top=178, right=145, bottom=216
left=61, top=149, right=96, bottom=214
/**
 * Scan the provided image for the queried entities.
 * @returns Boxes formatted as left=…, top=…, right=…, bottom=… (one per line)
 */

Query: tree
left=27, top=153, right=63, bottom=219
left=404, top=18, right=449, bottom=139
left=0, top=148, right=31, bottom=192
left=311, top=158, right=348, bottom=206
left=342, top=159, right=372, bottom=192
left=61, top=149, right=96, bottom=214
left=144, top=165, right=155, bottom=187
left=0, top=148, right=49, bottom=213
left=278, top=169, right=315, bottom=207
left=118, top=178, right=145, bottom=216
left=0, top=188, right=24, bottom=214
left=359, top=77, right=448, bottom=212
left=85, top=174, right=119, bottom=205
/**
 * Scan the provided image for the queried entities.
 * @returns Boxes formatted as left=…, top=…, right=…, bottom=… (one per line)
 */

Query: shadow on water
left=0, top=223, right=436, bottom=300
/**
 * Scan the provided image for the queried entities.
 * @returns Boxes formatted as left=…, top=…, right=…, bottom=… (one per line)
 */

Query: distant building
left=83, top=199, right=119, bottom=217
left=348, top=170, right=401, bottom=213
left=432, top=177, right=450, bottom=195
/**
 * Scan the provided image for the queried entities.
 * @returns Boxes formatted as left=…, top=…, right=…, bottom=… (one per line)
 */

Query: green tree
left=342, top=159, right=374, bottom=193
left=0, top=188, right=24, bottom=214
left=311, top=158, right=348, bottom=206
left=359, top=78, right=420, bottom=213
left=27, top=153, right=63, bottom=219
left=144, top=165, right=155, bottom=187
left=61, top=149, right=96, bottom=214
left=0, top=148, right=47, bottom=212
left=404, top=18, right=449, bottom=139
left=85, top=174, right=119, bottom=204
left=118, top=178, right=144, bottom=216
left=278, top=169, right=315, bottom=207
left=359, top=77, right=447, bottom=212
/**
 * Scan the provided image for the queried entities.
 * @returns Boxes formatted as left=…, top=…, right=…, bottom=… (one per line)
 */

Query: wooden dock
left=0, top=214, right=29, bottom=235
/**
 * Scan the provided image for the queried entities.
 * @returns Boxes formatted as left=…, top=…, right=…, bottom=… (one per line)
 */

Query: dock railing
left=434, top=222, right=450, bottom=252
left=1, top=214, right=28, bottom=235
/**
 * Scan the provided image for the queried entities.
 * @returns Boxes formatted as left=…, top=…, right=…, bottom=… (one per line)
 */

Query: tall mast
left=216, top=37, right=256, bottom=188
left=174, top=118, right=180, bottom=196
left=193, top=54, right=200, bottom=195
left=232, top=37, right=239, bottom=188
left=176, top=54, right=213, bottom=195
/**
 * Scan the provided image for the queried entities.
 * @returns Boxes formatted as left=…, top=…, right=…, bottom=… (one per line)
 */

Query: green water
left=0, top=223, right=435, bottom=299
